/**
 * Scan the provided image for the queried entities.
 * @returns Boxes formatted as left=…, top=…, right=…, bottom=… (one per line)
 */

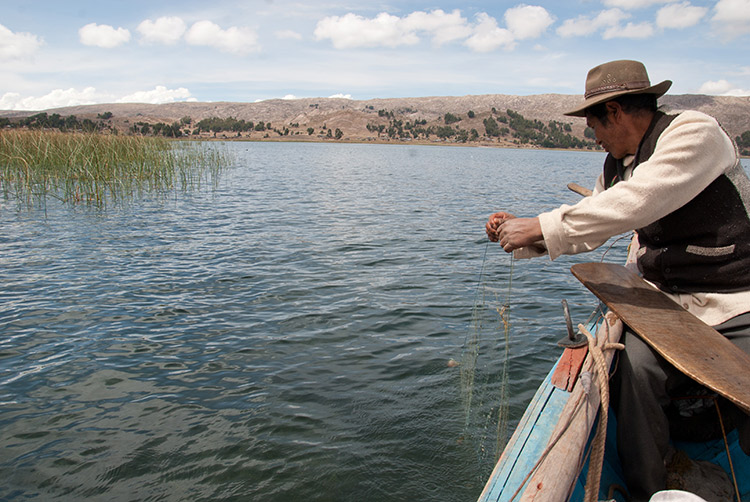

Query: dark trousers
left=610, top=312, right=750, bottom=501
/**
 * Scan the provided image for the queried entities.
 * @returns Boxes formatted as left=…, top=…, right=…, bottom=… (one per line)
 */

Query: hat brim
left=563, top=79, right=672, bottom=117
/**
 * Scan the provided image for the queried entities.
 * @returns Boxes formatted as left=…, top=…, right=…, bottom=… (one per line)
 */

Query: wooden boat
left=478, top=263, right=750, bottom=502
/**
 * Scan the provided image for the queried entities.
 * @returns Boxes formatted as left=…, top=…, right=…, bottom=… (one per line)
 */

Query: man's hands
left=486, top=212, right=544, bottom=253
left=486, top=212, right=514, bottom=242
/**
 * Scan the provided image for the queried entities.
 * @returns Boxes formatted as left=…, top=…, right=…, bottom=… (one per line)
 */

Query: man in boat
left=485, top=59, right=750, bottom=500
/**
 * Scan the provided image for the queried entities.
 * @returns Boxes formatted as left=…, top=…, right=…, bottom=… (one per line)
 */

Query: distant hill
left=2, top=94, right=750, bottom=148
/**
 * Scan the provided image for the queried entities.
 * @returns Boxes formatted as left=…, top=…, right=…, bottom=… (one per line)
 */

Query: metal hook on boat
left=557, top=299, right=588, bottom=348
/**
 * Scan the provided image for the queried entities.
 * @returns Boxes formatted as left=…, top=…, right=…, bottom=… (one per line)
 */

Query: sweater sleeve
left=539, top=111, right=738, bottom=260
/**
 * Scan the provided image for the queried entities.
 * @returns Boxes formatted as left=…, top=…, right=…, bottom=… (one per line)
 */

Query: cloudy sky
left=1, top=0, right=749, bottom=110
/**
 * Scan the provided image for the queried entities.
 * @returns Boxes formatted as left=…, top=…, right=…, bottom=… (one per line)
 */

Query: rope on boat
left=505, top=314, right=623, bottom=502
left=580, top=322, right=624, bottom=502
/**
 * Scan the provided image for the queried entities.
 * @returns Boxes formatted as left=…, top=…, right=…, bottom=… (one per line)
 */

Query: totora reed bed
left=0, top=129, right=232, bottom=207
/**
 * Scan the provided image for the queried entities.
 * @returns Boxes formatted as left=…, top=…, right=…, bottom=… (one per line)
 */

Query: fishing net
left=460, top=242, right=514, bottom=480
left=458, top=227, right=633, bottom=486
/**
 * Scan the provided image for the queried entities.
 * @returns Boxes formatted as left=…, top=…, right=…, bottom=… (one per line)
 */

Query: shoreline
left=188, top=133, right=606, bottom=154
left=193, top=134, right=750, bottom=159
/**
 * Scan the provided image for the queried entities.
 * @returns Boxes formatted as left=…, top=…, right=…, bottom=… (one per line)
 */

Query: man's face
left=586, top=111, right=628, bottom=159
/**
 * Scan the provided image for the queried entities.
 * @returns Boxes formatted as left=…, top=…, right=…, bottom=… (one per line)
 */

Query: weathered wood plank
left=521, top=313, right=623, bottom=501
left=479, top=314, right=620, bottom=502
left=571, top=262, right=750, bottom=414
left=551, top=346, right=588, bottom=392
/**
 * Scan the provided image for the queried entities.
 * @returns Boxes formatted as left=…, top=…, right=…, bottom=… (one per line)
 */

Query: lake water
left=2, top=142, right=746, bottom=501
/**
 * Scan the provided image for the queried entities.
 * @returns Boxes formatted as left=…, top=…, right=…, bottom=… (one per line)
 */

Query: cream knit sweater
left=519, top=110, right=750, bottom=326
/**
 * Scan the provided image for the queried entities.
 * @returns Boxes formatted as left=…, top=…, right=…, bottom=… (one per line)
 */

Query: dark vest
left=603, top=112, right=750, bottom=293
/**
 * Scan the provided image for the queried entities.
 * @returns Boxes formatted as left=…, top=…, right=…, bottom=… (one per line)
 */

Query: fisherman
left=485, top=59, right=750, bottom=500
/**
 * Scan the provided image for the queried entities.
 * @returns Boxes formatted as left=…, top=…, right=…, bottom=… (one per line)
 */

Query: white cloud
left=0, top=92, right=23, bottom=109
left=329, top=93, right=352, bottom=99
left=313, top=9, right=482, bottom=49
left=656, top=2, right=708, bottom=29
left=557, top=8, right=653, bottom=39
left=0, top=87, right=102, bottom=111
left=698, top=79, right=750, bottom=96
left=723, top=88, right=750, bottom=96
left=0, top=23, right=43, bottom=60
left=464, top=13, right=516, bottom=52
left=275, top=29, right=303, bottom=40
left=185, top=21, right=260, bottom=55
left=117, top=85, right=194, bottom=104
left=282, top=94, right=298, bottom=100
left=604, top=21, right=655, bottom=38
left=603, top=0, right=672, bottom=8
left=137, top=16, right=187, bottom=45
left=711, top=0, right=750, bottom=39
left=78, top=23, right=131, bottom=48
left=402, top=9, right=473, bottom=46
left=504, top=5, right=554, bottom=40
left=557, top=9, right=630, bottom=37
left=313, top=12, right=419, bottom=48
left=314, top=8, right=553, bottom=52
left=0, top=85, right=196, bottom=110
left=698, top=79, right=732, bottom=93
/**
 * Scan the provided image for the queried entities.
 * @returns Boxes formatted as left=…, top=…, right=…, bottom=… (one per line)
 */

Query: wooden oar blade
left=571, top=262, right=750, bottom=414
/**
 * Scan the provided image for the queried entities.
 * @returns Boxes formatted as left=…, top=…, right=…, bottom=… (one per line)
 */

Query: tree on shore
left=0, top=107, right=622, bottom=150
left=736, top=131, right=750, bottom=156
left=483, top=117, right=501, bottom=137
left=444, top=112, right=461, bottom=125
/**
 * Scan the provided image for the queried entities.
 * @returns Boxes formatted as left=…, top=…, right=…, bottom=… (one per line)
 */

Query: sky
left=1, top=0, right=749, bottom=111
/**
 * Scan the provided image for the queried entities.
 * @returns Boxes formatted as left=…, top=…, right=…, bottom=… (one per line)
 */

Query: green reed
left=0, top=129, right=231, bottom=207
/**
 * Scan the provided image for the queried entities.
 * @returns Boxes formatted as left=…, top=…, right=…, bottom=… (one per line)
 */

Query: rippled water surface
left=5, top=143, right=737, bottom=501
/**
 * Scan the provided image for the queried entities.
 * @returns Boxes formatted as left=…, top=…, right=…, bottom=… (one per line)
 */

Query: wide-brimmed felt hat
left=564, top=60, right=672, bottom=117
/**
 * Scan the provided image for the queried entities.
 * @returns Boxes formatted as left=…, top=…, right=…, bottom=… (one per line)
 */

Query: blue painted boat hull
left=478, top=317, right=750, bottom=502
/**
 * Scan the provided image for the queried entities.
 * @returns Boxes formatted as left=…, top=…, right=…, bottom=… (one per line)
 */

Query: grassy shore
left=0, top=129, right=231, bottom=206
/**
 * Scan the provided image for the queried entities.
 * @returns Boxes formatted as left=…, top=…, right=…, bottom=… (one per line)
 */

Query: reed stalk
left=0, top=129, right=230, bottom=207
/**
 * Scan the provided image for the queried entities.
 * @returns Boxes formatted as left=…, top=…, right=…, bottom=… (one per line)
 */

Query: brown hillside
left=2, top=94, right=749, bottom=144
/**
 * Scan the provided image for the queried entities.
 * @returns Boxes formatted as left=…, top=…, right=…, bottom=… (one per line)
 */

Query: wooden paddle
left=571, top=262, right=750, bottom=414
left=567, top=182, right=592, bottom=197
